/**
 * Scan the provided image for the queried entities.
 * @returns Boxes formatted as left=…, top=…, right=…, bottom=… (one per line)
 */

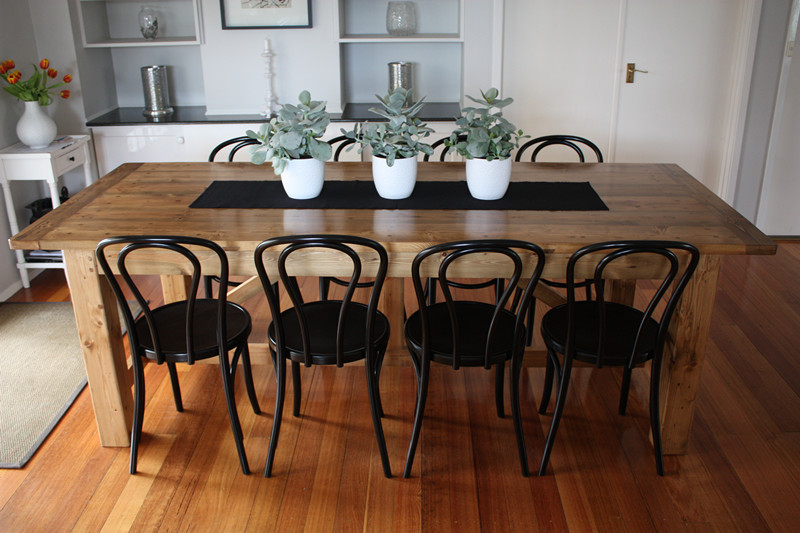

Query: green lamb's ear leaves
left=246, top=129, right=259, bottom=140
left=298, top=90, right=311, bottom=106
left=250, top=151, right=267, bottom=165
left=279, top=131, right=302, bottom=150
left=308, top=138, right=332, bottom=161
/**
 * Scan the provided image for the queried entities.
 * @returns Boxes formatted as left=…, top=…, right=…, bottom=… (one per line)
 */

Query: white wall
left=0, top=0, right=44, bottom=299
left=0, top=0, right=94, bottom=299
left=199, top=0, right=341, bottom=114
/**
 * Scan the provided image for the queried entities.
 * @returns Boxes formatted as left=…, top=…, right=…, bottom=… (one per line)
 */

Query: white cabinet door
left=91, top=124, right=257, bottom=175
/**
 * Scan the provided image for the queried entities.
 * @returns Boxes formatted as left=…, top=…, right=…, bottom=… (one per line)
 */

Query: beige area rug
left=0, top=302, right=86, bottom=468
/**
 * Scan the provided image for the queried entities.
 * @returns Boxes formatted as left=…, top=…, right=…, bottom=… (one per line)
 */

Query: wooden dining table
left=10, top=161, right=775, bottom=457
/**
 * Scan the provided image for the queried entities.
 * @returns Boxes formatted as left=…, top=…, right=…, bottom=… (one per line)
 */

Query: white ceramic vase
left=372, top=155, right=417, bottom=199
left=280, top=158, right=325, bottom=199
left=465, top=157, right=513, bottom=200
left=16, top=101, right=57, bottom=149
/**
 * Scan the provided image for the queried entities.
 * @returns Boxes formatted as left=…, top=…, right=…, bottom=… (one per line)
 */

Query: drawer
left=53, top=144, right=86, bottom=176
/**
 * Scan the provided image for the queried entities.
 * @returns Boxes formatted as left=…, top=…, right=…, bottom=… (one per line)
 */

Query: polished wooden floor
left=2, top=243, right=799, bottom=532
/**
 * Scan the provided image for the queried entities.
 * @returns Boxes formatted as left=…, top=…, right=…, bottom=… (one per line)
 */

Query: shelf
left=78, top=0, right=201, bottom=48
left=83, top=36, right=200, bottom=48
left=339, top=0, right=461, bottom=37
left=339, top=34, right=462, bottom=43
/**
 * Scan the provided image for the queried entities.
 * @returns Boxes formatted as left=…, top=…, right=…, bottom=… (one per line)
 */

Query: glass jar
left=386, top=1, right=417, bottom=36
left=138, top=6, right=159, bottom=40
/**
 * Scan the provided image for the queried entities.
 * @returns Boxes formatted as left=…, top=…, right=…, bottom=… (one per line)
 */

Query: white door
left=613, top=0, right=751, bottom=196
left=502, top=0, right=756, bottom=195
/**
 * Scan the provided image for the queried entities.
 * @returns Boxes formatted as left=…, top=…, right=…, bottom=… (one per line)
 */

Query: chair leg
left=365, top=353, right=392, bottom=478
left=374, top=343, right=388, bottom=417
left=291, top=361, right=301, bottom=417
left=240, top=343, right=261, bottom=414
left=526, top=299, right=536, bottom=346
left=539, top=349, right=556, bottom=415
left=130, top=356, right=146, bottom=474
left=265, top=358, right=287, bottom=477
left=495, top=361, right=506, bottom=418
left=203, top=275, right=213, bottom=299
left=649, top=357, right=665, bottom=476
left=218, top=350, right=250, bottom=475
left=403, top=358, right=431, bottom=478
left=319, top=277, right=330, bottom=300
left=538, top=354, right=573, bottom=476
left=510, top=352, right=530, bottom=476
left=425, top=278, right=437, bottom=305
left=166, top=361, right=183, bottom=412
left=619, top=366, right=633, bottom=415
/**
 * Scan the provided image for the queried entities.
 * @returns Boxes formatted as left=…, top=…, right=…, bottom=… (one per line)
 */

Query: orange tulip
left=0, top=65, right=5, bottom=75
left=4, top=60, right=15, bottom=69
left=47, top=68, right=57, bottom=78
left=7, top=74, right=19, bottom=84
left=60, top=90, right=70, bottom=99
left=39, top=58, right=49, bottom=69
left=63, top=74, right=72, bottom=83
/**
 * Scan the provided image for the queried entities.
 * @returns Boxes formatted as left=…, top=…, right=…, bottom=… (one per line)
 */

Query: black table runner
left=190, top=180, right=608, bottom=211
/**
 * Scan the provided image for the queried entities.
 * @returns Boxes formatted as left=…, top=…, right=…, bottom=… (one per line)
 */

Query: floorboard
left=1, top=243, right=799, bottom=531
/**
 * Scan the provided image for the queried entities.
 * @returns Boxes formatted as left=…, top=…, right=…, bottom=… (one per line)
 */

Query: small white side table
left=0, top=135, right=94, bottom=287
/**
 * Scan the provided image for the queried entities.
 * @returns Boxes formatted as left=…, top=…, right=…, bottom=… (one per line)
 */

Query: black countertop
left=86, top=103, right=460, bottom=127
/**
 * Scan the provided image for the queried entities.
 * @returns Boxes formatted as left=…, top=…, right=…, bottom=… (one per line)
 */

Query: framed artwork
left=220, top=0, right=312, bottom=30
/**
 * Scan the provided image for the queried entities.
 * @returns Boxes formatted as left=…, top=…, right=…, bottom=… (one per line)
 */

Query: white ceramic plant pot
left=16, top=101, right=57, bottom=149
left=465, top=157, right=512, bottom=200
left=280, top=158, right=325, bottom=199
left=372, top=155, right=417, bottom=199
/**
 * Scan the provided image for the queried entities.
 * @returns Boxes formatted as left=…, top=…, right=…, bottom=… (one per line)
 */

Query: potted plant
left=446, top=87, right=526, bottom=200
left=1, top=58, right=72, bottom=149
left=247, top=90, right=332, bottom=199
left=346, top=87, right=433, bottom=199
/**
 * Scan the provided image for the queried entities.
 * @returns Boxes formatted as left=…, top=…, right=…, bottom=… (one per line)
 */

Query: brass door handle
left=626, top=63, right=649, bottom=83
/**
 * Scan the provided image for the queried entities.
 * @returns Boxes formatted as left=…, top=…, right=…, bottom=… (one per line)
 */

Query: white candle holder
left=262, top=38, right=278, bottom=116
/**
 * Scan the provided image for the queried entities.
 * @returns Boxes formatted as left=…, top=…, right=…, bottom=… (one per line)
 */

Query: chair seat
left=405, top=301, right=521, bottom=366
left=135, top=299, right=251, bottom=361
left=268, top=301, right=390, bottom=365
left=541, top=301, right=659, bottom=366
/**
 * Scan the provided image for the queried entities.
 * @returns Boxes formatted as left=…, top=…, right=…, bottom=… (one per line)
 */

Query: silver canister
left=141, top=65, right=173, bottom=117
left=388, top=61, right=413, bottom=98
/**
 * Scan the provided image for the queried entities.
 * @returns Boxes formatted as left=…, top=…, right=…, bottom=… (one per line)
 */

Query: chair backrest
left=423, top=135, right=466, bottom=161
left=254, top=234, right=389, bottom=367
left=410, top=240, right=545, bottom=369
left=96, top=236, right=231, bottom=365
left=208, top=136, right=260, bottom=162
left=327, top=135, right=357, bottom=161
left=565, top=241, right=699, bottom=367
left=515, top=135, right=603, bottom=163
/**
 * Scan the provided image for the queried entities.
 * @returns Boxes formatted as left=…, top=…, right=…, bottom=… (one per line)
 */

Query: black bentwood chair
left=254, top=235, right=392, bottom=478
left=423, top=134, right=466, bottom=161
left=403, top=240, right=546, bottom=477
left=515, top=135, right=604, bottom=344
left=316, top=136, right=369, bottom=301
left=204, top=137, right=262, bottom=297
left=208, top=135, right=260, bottom=162
left=514, top=135, right=604, bottom=163
left=537, top=241, right=699, bottom=476
left=96, top=236, right=260, bottom=475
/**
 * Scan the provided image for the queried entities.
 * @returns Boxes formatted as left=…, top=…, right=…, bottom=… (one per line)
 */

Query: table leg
left=63, top=249, right=132, bottom=446
left=161, top=275, right=191, bottom=303
left=659, top=254, right=721, bottom=455
left=380, top=277, right=405, bottom=349
left=606, top=279, right=636, bottom=305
